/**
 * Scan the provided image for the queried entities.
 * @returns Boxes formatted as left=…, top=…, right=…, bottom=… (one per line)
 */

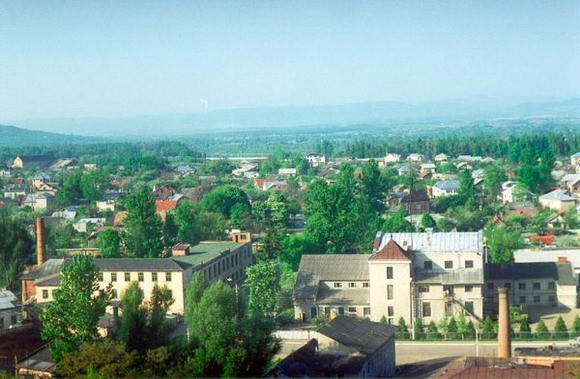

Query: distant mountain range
left=0, top=124, right=100, bottom=148
left=5, top=98, right=580, bottom=138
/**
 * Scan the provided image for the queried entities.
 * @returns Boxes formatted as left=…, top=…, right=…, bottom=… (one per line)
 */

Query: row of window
left=487, top=282, right=555, bottom=291
left=422, top=260, right=474, bottom=270
left=487, top=294, right=556, bottom=304
left=317, top=306, right=372, bottom=318
left=418, top=284, right=474, bottom=293
left=420, top=301, right=474, bottom=317
left=98, top=272, right=172, bottom=283
left=333, top=282, right=371, bottom=288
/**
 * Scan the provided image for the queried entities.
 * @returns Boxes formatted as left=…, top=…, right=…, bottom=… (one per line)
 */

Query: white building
left=539, top=189, right=577, bottom=212
left=385, top=153, right=401, bottom=164
left=431, top=180, right=461, bottom=198
left=306, top=152, right=326, bottom=167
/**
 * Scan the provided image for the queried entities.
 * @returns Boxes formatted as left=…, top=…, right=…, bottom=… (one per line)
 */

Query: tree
left=280, top=234, right=319, bottom=271
left=421, top=213, right=437, bottom=230
left=535, top=320, right=550, bottom=339
left=427, top=321, right=439, bottom=339
left=252, top=192, right=289, bottom=230
left=571, top=315, right=580, bottom=337
left=0, top=211, right=34, bottom=290
left=481, top=316, right=495, bottom=339
left=56, top=171, right=83, bottom=206
left=199, top=185, right=250, bottom=220
left=483, top=164, right=507, bottom=202
left=58, top=340, right=137, bottom=378
left=123, top=187, right=163, bottom=258
left=485, top=227, right=521, bottom=263
left=80, top=169, right=109, bottom=203
left=175, top=202, right=226, bottom=245
left=360, top=159, right=385, bottom=212
left=519, top=316, right=531, bottom=334
left=397, top=317, right=409, bottom=339
left=40, top=255, right=111, bottom=362
left=414, top=317, right=424, bottom=340
left=465, top=320, right=476, bottom=339
left=554, top=315, right=568, bottom=338
left=97, top=229, right=122, bottom=257
left=245, top=261, right=280, bottom=315
left=383, top=208, right=415, bottom=233
left=447, top=317, right=458, bottom=339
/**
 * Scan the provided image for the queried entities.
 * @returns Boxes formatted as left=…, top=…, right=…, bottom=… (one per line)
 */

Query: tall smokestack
left=497, top=287, right=512, bottom=358
left=36, top=217, right=46, bottom=266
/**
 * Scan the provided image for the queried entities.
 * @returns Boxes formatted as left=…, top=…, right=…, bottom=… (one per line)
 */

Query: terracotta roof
left=155, top=199, right=178, bottom=212
left=370, top=238, right=410, bottom=260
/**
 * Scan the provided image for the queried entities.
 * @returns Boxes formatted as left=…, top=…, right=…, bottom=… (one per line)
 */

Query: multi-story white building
left=294, top=231, right=485, bottom=326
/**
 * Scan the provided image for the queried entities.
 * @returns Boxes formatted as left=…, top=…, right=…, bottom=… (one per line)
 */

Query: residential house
left=407, top=153, right=425, bottom=162
left=560, top=174, right=580, bottom=188
left=0, top=197, right=18, bottom=208
left=306, top=152, right=326, bottom=167
left=434, top=153, right=448, bottom=162
left=151, top=184, right=177, bottom=199
left=255, top=179, right=288, bottom=191
left=401, top=190, right=430, bottom=215
left=431, top=180, right=461, bottom=198
left=176, top=165, right=196, bottom=176
left=232, top=163, right=258, bottom=177
left=398, top=165, right=412, bottom=176
left=384, top=153, right=402, bottom=164
left=0, top=290, right=22, bottom=330
left=0, top=169, right=11, bottom=177
left=501, top=181, right=534, bottom=204
left=471, top=169, right=485, bottom=180
left=50, top=158, right=77, bottom=170
left=96, top=199, right=116, bottom=212
left=515, top=248, right=580, bottom=276
left=457, top=155, right=482, bottom=163
left=294, top=231, right=485, bottom=326
left=72, top=218, right=106, bottom=233
left=23, top=193, right=55, bottom=213
left=11, top=155, right=54, bottom=170
left=3, top=183, right=27, bottom=200
left=420, top=162, right=437, bottom=174
left=571, top=152, right=580, bottom=166
left=539, top=189, right=577, bottom=212
left=23, top=240, right=254, bottom=316
left=484, top=261, right=577, bottom=316
left=51, top=206, right=77, bottom=222
left=278, top=168, right=297, bottom=177
left=269, top=317, right=397, bottom=377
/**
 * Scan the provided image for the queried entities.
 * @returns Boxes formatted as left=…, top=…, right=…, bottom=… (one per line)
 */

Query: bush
left=535, top=320, right=550, bottom=339
left=426, top=321, right=439, bottom=340
left=553, top=316, right=568, bottom=339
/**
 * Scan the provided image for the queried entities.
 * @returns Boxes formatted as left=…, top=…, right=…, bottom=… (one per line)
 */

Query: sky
left=0, top=0, right=579, bottom=121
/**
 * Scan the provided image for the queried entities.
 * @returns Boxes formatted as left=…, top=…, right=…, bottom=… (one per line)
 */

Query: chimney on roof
left=557, top=257, right=568, bottom=264
left=171, top=243, right=190, bottom=256
left=497, top=288, right=512, bottom=358
left=36, top=217, right=46, bottom=266
left=373, top=232, right=383, bottom=251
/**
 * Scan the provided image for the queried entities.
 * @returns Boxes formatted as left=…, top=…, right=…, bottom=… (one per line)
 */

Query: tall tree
left=123, top=187, right=163, bottom=258
left=97, top=228, right=122, bottom=257
left=0, top=211, right=34, bottom=290
left=245, top=261, right=280, bottom=315
left=485, top=227, right=521, bottom=263
left=40, top=255, right=111, bottom=362
left=199, top=185, right=250, bottom=220
left=360, top=159, right=385, bottom=212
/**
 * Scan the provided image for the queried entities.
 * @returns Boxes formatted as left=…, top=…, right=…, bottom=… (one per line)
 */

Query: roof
left=155, top=199, right=179, bottom=212
left=434, top=180, right=461, bottom=190
left=401, top=190, right=430, bottom=203
left=539, top=189, right=576, bottom=202
left=95, top=258, right=189, bottom=272
left=0, top=290, right=19, bottom=310
left=318, top=315, right=396, bottom=356
left=370, top=238, right=410, bottom=260
left=415, top=268, right=484, bottom=284
left=22, top=259, right=65, bottom=280
left=171, top=241, right=249, bottom=267
left=485, top=262, right=576, bottom=286
left=316, top=288, right=370, bottom=305
left=572, top=152, right=580, bottom=158
left=375, top=231, right=484, bottom=254
left=514, top=248, right=580, bottom=272
left=294, top=255, right=370, bottom=299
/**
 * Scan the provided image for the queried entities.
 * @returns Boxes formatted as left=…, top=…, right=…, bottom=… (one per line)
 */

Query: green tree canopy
left=97, top=228, right=122, bottom=257
left=0, top=211, right=34, bottom=290
left=199, top=185, right=250, bottom=220
left=123, top=187, right=163, bottom=258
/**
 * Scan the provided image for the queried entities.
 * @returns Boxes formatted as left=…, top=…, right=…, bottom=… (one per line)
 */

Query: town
left=1, top=130, right=580, bottom=377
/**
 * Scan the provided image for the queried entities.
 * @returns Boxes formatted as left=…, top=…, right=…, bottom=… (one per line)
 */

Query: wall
left=369, top=260, right=412, bottom=324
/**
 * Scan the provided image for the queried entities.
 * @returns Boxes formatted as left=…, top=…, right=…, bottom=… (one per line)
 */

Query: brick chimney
left=171, top=243, right=190, bottom=256
left=36, top=217, right=46, bottom=266
left=497, top=287, right=512, bottom=358
left=373, top=232, right=383, bottom=251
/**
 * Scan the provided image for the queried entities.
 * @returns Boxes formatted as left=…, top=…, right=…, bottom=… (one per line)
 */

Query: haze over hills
left=8, top=98, right=580, bottom=138
left=0, top=125, right=101, bottom=148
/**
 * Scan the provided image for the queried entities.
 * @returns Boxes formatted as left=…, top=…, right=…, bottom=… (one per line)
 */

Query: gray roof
left=414, top=268, right=484, bottom=284
left=376, top=231, right=484, bottom=254
left=540, top=189, right=576, bottom=202
left=514, top=248, right=580, bottom=271
left=22, top=259, right=64, bottom=280
left=0, top=290, right=19, bottom=310
left=433, top=180, right=461, bottom=190
left=294, top=255, right=370, bottom=299
left=318, top=315, right=396, bottom=356
left=485, top=262, right=576, bottom=286
left=316, top=288, right=370, bottom=305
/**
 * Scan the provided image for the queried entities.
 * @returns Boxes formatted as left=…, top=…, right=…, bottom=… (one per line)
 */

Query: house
left=3, top=183, right=27, bottom=200
left=539, top=189, right=577, bottom=212
left=507, top=201, right=539, bottom=219
left=434, top=153, right=448, bottom=162
left=0, top=290, right=22, bottom=331
left=72, top=218, right=106, bottom=233
left=501, top=182, right=535, bottom=204
left=51, top=206, right=77, bottom=221
left=23, top=193, right=55, bottom=213
left=306, top=152, right=326, bottom=167
left=0, top=197, right=18, bottom=208
left=401, top=190, right=430, bottom=215
left=23, top=240, right=254, bottom=316
left=0, top=169, right=10, bottom=177
left=560, top=174, right=580, bottom=188
left=407, top=153, right=425, bottom=162
left=255, top=179, right=288, bottom=191
left=278, top=168, right=297, bottom=177
left=232, top=163, right=258, bottom=177
left=484, top=261, right=577, bottom=316
left=270, top=317, right=397, bottom=377
left=420, top=171, right=433, bottom=180
left=515, top=248, right=580, bottom=276
left=11, top=155, right=54, bottom=169
left=457, top=155, right=482, bottom=163
left=384, top=153, right=401, bottom=163
left=481, top=156, right=496, bottom=164
left=294, top=231, right=485, bottom=326
left=398, top=165, right=412, bottom=176
left=151, top=184, right=177, bottom=198
left=176, top=165, right=196, bottom=176
left=96, top=199, right=116, bottom=212
left=571, top=152, right=580, bottom=166
left=431, top=180, right=461, bottom=198
left=471, top=169, right=484, bottom=180
left=420, top=162, right=436, bottom=173
left=50, top=158, right=77, bottom=170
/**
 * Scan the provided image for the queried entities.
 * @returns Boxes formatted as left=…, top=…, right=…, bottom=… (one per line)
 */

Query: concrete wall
left=369, top=260, right=412, bottom=324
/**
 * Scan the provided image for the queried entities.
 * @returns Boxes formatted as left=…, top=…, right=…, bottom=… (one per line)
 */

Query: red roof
left=155, top=200, right=178, bottom=212
left=370, top=238, right=410, bottom=260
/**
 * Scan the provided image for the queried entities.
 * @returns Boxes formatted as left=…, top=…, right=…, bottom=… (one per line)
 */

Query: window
left=363, top=282, right=370, bottom=288
left=487, top=283, right=494, bottom=290
left=349, top=282, right=357, bottom=288
left=464, top=301, right=474, bottom=314
left=465, top=260, right=474, bottom=268
left=363, top=307, right=371, bottom=316
left=388, top=306, right=394, bottom=317
left=418, top=285, right=430, bottom=293
left=166, top=272, right=172, bottom=282
left=333, top=282, right=343, bottom=288
left=388, top=318, right=394, bottom=325
left=152, top=272, right=158, bottom=282
left=111, top=273, right=117, bottom=282
left=519, top=296, right=526, bottom=304
left=504, top=283, right=511, bottom=290
left=548, top=282, right=555, bottom=290
left=519, top=283, right=526, bottom=290
left=387, top=285, right=394, bottom=300
left=534, top=295, right=541, bottom=303
left=386, top=266, right=393, bottom=279
left=424, top=261, right=433, bottom=270
left=42, top=289, right=49, bottom=299
left=465, top=285, right=473, bottom=293
left=444, top=261, right=453, bottom=269
left=97, top=272, right=103, bottom=281
left=138, top=272, right=144, bottom=282
left=0, top=318, right=3, bottom=330
left=348, top=307, right=357, bottom=313
left=533, top=282, right=541, bottom=290
left=548, top=295, right=556, bottom=303
left=124, top=272, right=130, bottom=282
left=112, top=289, right=118, bottom=299
left=422, top=302, right=431, bottom=317
left=338, top=307, right=344, bottom=315
left=324, top=307, right=330, bottom=317
left=10, top=315, right=17, bottom=326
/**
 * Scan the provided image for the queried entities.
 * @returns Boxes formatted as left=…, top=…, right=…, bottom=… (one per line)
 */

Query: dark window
left=333, top=282, right=342, bottom=288
left=504, top=283, right=511, bottom=290
left=465, top=285, right=473, bottom=293
left=418, top=285, right=429, bottom=293
left=111, top=273, right=117, bottom=282
left=387, top=285, right=394, bottom=300
left=548, top=295, right=556, bottom=303
left=363, top=307, right=371, bottom=316
left=533, top=282, right=541, bottom=290
left=534, top=296, right=541, bottom=303
left=349, top=282, right=356, bottom=288
left=487, top=283, right=494, bottom=290
left=465, top=260, right=474, bottom=268
left=311, top=307, right=318, bottom=319
left=386, top=266, right=393, bottom=279
left=42, top=289, right=49, bottom=299
left=152, top=272, right=158, bottom=282
left=124, top=272, right=130, bottom=282
left=10, top=315, right=17, bottom=326
left=424, top=261, right=433, bottom=270
left=519, top=296, right=526, bottom=304
left=166, top=272, right=172, bottom=282
left=388, top=306, right=394, bottom=316
left=97, top=272, right=103, bottom=281
left=422, top=302, right=431, bottom=317
left=363, top=282, right=370, bottom=288
left=338, top=307, right=345, bottom=315
left=348, top=307, right=357, bottom=313
left=138, top=272, right=144, bottom=282
left=548, top=282, right=555, bottom=290
left=445, top=261, right=453, bottom=269
left=0, top=318, right=3, bottom=330
left=464, top=301, right=474, bottom=314
left=519, top=283, right=526, bottom=290
left=112, top=289, right=118, bottom=299
left=324, top=307, right=330, bottom=316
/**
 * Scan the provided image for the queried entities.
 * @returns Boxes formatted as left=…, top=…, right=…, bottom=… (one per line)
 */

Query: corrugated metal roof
left=316, top=288, right=370, bottom=305
left=415, top=268, right=484, bottom=284
left=378, top=231, right=484, bottom=254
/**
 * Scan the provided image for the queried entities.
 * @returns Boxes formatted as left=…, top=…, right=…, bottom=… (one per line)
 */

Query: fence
left=396, top=331, right=580, bottom=341
left=274, top=330, right=322, bottom=340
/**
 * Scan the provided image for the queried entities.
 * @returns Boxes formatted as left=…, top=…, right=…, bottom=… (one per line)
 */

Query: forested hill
left=0, top=125, right=101, bottom=148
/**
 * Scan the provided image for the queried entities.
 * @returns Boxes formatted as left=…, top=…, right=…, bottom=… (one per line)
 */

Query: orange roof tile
left=155, top=200, right=178, bottom=212
left=370, top=238, right=410, bottom=260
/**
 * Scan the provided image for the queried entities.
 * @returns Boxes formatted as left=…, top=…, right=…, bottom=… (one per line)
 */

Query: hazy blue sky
left=1, top=0, right=579, bottom=120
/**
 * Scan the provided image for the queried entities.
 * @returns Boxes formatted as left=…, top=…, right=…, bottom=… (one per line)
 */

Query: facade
left=0, top=290, right=22, bottom=330
left=384, top=153, right=401, bottom=163
left=401, top=190, right=430, bottom=215
left=539, top=189, right=577, bottom=212
left=432, top=180, right=461, bottom=198
left=23, top=193, right=55, bottom=212
left=23, top=241, right=254, bottom=315
left=12, top=156, right=54, bottom=169
left=434, top=153, right=448, bottom=162
left=306, top=152, right=326, bottom=167
left=407, top=153, right=425, bottom=162
left=294, top=231, right=485, bottom=326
